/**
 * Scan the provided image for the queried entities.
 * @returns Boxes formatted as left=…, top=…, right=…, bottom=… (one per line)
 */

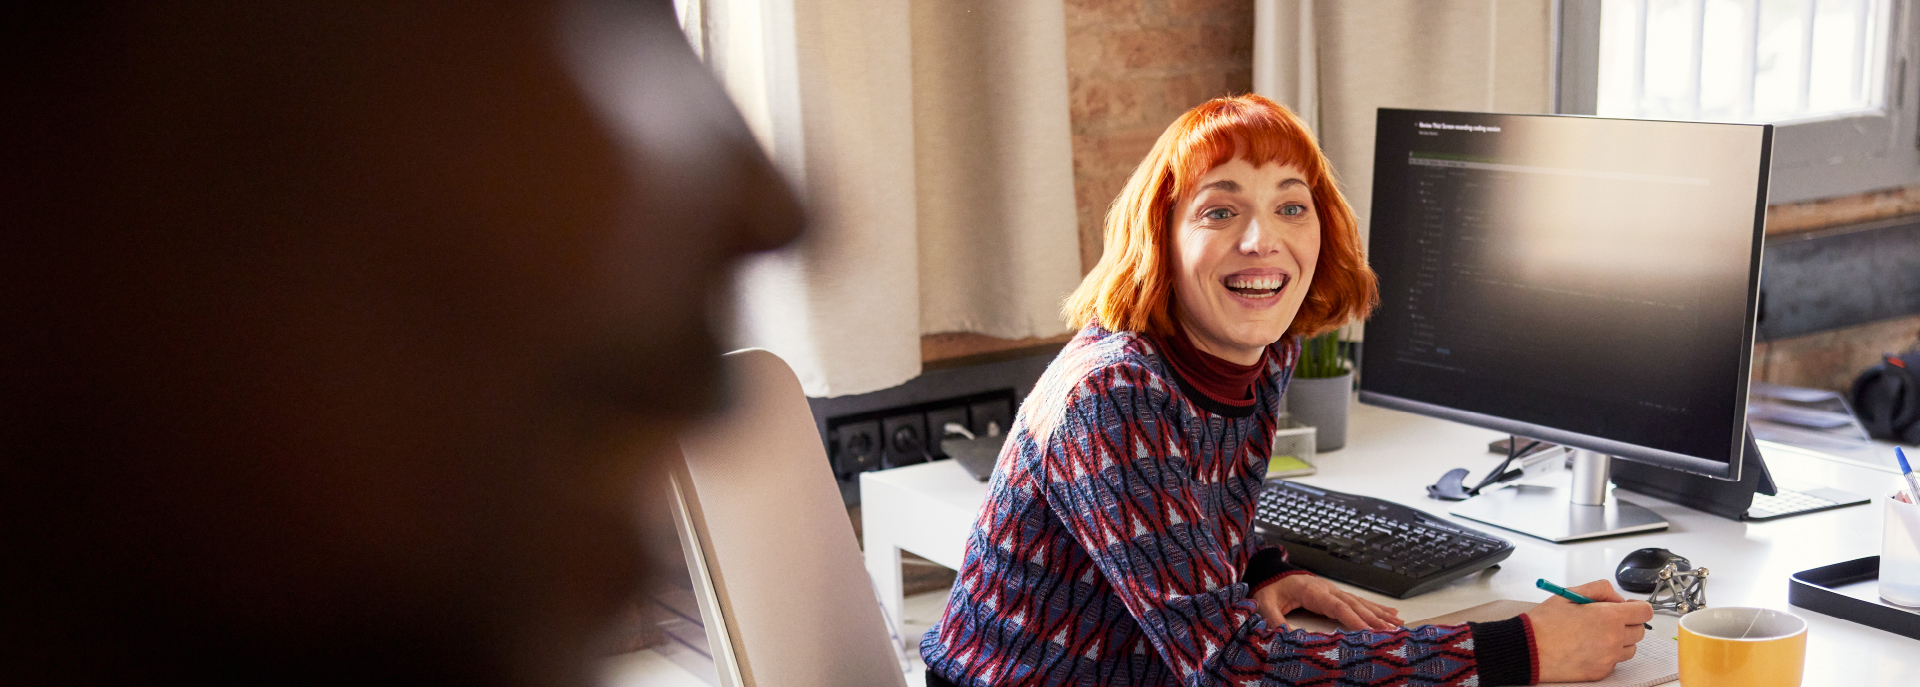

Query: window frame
left=1556, top=0, right=1920, bottom=203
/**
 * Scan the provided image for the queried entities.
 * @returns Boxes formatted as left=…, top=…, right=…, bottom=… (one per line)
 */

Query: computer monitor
left=1359, top=108, right=1771, bottom=542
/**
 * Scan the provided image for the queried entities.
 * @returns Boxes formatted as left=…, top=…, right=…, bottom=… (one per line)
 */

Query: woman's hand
left=1524, top=580, right=1653, bottom=682
left=1251, top=574, right=1403, bottom=631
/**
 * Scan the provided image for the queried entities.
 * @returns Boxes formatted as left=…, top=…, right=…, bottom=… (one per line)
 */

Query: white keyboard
left=1746, top=487, right=1869, bottom=521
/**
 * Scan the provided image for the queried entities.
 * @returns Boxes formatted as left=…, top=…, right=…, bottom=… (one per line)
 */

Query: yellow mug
left=1678, top=607, right=1807, bottom=687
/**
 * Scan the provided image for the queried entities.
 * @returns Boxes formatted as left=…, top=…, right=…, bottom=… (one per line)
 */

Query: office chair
left=667, top=349, right=909, bottom=687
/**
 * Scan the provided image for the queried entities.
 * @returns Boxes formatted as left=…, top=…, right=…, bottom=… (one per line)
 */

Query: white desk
left=861, top=457, right=987, bottom=642
left=860, top=400, right=1918, bottom=685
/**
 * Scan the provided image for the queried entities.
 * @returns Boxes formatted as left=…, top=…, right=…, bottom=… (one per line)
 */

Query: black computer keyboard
left=1253, top=480, right=1514, bottom=599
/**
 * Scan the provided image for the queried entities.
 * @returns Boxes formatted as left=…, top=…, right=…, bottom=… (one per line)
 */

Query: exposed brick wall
left=1064, top=0, right=1255, bottom=273
left=924, top=0, right=1255, bottom=364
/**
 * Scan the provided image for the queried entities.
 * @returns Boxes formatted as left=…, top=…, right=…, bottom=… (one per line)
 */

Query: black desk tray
left=1788, top=556, right=1920, bottom=641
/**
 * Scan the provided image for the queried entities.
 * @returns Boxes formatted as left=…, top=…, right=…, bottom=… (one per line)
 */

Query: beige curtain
left=1254, top=0, right=1322, bottom=134
left=1255, top=0, right=1554, bottom=338
left=912, top=1, right=1082, bottom=340
left=709, top=0, right=1080, bottom=397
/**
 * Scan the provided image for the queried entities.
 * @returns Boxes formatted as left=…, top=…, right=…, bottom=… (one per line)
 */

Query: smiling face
left=1169, top=158, right=1322, bottom=364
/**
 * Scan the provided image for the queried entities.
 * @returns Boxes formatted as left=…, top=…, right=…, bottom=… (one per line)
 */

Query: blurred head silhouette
left=2, top=1, right=801, bottom=684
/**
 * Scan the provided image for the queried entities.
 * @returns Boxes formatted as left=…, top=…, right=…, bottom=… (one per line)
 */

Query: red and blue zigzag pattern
left=921, top=326, right=1487, bottom=686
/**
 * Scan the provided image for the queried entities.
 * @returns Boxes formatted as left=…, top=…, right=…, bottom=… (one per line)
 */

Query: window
left=1598, top=0, right=1891, bottom=122
left=1560, top=0, right=1920, bottom=202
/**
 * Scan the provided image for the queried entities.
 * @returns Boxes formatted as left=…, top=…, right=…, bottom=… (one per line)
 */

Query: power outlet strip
left=826, top=390, right=1015, bottom=496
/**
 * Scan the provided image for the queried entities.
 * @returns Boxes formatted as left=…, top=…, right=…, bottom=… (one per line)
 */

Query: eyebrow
left=1197, top=178, right=1308, bottom=194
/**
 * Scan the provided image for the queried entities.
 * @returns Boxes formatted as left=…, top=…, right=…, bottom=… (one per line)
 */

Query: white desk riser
left=861, top=399, right=1918, bottom=686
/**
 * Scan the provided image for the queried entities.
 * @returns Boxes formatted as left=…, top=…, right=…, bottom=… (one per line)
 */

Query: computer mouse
left=1616, top=548, right=1690, bottom=593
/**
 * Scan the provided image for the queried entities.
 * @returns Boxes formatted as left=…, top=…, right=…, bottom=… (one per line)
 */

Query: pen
left=1537, top=578, right=1653, bottom=629
left=1898, top=448, right=1920, bottom=505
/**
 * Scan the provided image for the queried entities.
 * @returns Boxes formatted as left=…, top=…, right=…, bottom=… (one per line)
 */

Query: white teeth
left=1224, top=276, right=1285, bottom=290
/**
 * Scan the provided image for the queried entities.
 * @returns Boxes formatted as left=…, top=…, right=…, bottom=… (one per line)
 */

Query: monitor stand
left=1448, top=449, right=1669, bottom=543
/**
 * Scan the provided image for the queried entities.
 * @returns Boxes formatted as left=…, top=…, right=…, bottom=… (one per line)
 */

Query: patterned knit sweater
left=920, top=325, right=1536, bottom=686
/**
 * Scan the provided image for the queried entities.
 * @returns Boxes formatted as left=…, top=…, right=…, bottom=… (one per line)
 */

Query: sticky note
left=1268, top=455, right=1313, bottom=476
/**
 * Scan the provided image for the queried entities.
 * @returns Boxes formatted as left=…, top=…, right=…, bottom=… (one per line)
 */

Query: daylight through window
left=1597, top=0, right=1892, bottom=123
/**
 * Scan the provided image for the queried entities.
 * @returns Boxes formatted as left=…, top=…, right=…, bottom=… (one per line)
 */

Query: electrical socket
left=969, top=398, right=1013, bottom=438
left=924, top=406, right=970, bottom=458
left=830, top=420, right=882, bottom=479
left=881, top=414, right=929, bottom=469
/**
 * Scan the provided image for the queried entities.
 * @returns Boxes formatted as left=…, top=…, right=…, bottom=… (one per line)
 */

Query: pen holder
left=1883, top=491, right=1920, bottom=607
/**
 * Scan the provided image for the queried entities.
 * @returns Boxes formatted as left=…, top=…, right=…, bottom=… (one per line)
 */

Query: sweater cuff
left=1241, top=546, right=1306, bottom=591
left=1521, top=614, right=1540, bottom=684
left=1467, top=616, right=1537, bottom=686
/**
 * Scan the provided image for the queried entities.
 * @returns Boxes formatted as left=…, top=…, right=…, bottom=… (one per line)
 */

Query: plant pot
left=1286, top=370, right=1352, bottom=452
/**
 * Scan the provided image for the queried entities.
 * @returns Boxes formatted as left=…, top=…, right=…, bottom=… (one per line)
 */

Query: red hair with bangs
left=1063, top=94, right=1377, bottom=340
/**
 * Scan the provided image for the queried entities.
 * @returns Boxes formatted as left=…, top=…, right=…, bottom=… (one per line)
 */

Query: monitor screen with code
left=1359, top=109, right=1770, bottom=478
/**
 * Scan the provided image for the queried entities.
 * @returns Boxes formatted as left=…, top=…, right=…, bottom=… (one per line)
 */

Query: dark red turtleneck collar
left=1151, top=319, right=1268, bottom=409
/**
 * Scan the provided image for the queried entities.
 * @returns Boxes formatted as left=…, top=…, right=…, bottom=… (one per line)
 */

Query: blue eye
left=1204, top=207, right=1234, bottom=220
left=1281, top=203, right=1308, bottom=217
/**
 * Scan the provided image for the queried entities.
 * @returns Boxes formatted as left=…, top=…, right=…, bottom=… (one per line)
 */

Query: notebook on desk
left=1283, top=600, right=1678, bottom=687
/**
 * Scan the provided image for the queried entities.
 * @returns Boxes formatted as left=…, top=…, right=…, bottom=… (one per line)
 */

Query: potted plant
left=1287, top=331, right=1352, bottom=451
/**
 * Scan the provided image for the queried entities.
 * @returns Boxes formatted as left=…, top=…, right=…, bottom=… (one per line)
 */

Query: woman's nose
left=1239, top=216, right=1284, bottom=256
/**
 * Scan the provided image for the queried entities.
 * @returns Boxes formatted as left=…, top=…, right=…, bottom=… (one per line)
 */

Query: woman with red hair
left=919, top=95, right=1650, bottom=686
